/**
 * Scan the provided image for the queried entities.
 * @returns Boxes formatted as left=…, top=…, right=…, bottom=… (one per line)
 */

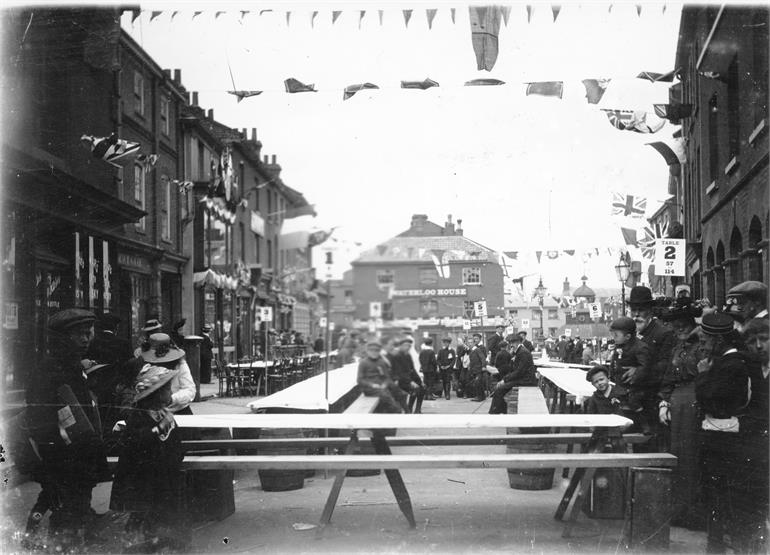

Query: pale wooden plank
left=105, top=453, right=676, bottom=470
left=516, top=387, right=550, bottom=415
left=181, top=433, right=650, bottom=451
left=345, top=394, right=379, bottom=414
left=175, top=413, right=632, bottom=430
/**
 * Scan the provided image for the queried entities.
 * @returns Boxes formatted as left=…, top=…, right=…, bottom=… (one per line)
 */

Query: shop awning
left=280, top=215, right=334, bottom=250
left=193, top=268, right=239, bottom=290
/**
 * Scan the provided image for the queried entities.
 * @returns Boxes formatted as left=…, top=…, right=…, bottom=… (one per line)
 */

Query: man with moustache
left=626, top=286, right=675, bottom=451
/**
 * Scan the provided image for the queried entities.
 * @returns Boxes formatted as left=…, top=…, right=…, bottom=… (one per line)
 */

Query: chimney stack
left=456, top=218, right=463, bottom=235
left=263, top=155, right=269, bottom=164
left=174, top=69, right=181, bottom=83
left=207, top=109, right=214, bottom=119
left=271, top=154, right=277, bottom=165
left=192, top=92, right=198, bottom=106
left=444, top=214, right=455, bottom=235
left=163, top=69, right=171, bottom=78
left=562, top=277, right=570, bottom=295
left=242, top=128, right=247, bottom=139
left=251, top=128, right=257, bottom=141
left=410, top=214, right=428, bottom=230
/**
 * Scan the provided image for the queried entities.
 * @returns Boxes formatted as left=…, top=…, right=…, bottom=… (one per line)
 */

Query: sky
left=120, top=1, right=684, bottom=291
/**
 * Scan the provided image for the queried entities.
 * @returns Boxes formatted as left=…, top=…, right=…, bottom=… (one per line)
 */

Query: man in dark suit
left=468, top=333, right=488, bottom=401
left=488, top=336, right=538, bottom=414
left=627, top=286, right=676, bottom=451
left=387, top=337, right=425, bottom=413
left=518, top=331, right=535, bottom=353
left=487, top=326, right=505, bottom=364
left=86, top=313, right=132, bottom=366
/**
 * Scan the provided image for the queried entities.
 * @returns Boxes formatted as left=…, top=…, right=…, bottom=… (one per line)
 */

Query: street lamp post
left=615, top=256, right=630, bottom=316
left=534, top=277, right=547, bottom=342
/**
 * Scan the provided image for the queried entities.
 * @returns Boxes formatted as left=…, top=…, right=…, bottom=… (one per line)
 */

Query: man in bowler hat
left=627, top=286, right=675, bottom=451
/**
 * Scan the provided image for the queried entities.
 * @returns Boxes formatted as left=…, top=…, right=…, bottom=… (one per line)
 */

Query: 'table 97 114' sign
left=654, top=238, right=685, bottom=276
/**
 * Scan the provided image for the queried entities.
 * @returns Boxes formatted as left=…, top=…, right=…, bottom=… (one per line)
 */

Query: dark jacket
left=658, top=329, right=702, bottom=402
left=743, top=353, right=769, bottom=435
left=487, top=333, right=505, bottom=361
left=87, top=330, right=133, bottom=367
left=494, top=349, right=513, bottom=376
left=585, top=385, right=624, bottom=415
left=503, top=345, right=537, bottom=385
left=521, top=338, right=535, bottom=353
left=637, top=318, right=676, bottom=390
left=419, top=348, right=438, bottom=374
left=388, top=351, right=422, bottom=386
left=437, top=347, right=456, bottom=370
left=357, top=356, right=394, bottom=390
left=455, top=344, right=469, bottom=371
left=609, top=335, right=651, bottom=388
left=468, top=344, right=487, bottom=375
left=695, top=349, right=751, bottom=419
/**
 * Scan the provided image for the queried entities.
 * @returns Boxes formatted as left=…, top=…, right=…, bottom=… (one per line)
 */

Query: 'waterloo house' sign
left=391, top=288, right=467, bottom=298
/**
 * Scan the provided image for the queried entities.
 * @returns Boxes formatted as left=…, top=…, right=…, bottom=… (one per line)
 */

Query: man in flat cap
left=357, top=340, right=408, bottom=413
left=725, top=280, right=768, bottom=333
left=87, top=313, right=132, bottom=367
left=25, top=308, right=107, bottom=550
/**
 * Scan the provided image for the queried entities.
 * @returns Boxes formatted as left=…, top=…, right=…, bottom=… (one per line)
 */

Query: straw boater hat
left=141, top=333, right=185, bottom=364
left=141, top=318, right=163, bottom=333
left=133, top=364, right=179, bottom=402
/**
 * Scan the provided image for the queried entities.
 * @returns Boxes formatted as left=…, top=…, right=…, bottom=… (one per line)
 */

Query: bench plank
left=175, top=413, right=632, bottom=429
left=181, top=433, right=650, bottom=451
left=145, top=453, right=676, bottom=471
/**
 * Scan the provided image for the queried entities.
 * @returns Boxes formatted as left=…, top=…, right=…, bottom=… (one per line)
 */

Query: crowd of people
left=580, top=282, right=768, bottom=553
left=17, top=313, right=204, bottom=552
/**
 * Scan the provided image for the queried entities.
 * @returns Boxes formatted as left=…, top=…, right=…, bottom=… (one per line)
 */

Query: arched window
left=715, top=241, right=726, bottom=308
left=706, top=247, right=715, bottom=303
left=729, top=226, right=743, bottom=284
left=748, top=216, right=764, bottom=281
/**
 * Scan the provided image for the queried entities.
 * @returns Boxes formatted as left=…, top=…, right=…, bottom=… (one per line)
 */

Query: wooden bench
left=107, top=412, right=674, bottom=546
left=504, top=386, right=555, bottom=490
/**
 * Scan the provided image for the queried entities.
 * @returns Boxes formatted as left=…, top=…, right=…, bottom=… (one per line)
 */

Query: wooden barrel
left=505, top=427, right=555, bottom=490
left=256, top=428, right=306, bottom=492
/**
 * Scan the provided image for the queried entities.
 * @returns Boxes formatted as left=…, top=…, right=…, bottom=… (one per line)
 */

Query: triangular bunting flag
left=469, top=6, right=502, bottom=71
left=535, top=251, right=542, bottom=263
left=286, top=11, right=291, bottom=26
left=332, top=11, right=342, bottom=24
left=171, top=11, right=179, bottom=21
left=239, top=11, right=248, bottom=21
left=401, top=78, right=439, bottom=90
left=130, top=9, right=140, bottom=23
left=546, top=250, right=559, bottom=260
left=564, top=250, right=575, bottom=256
left=426, top=8, right=437, bottom=29
left=377, top=244, right=387, bottom=256
left=403, top=9, right=413, bottom=27
left=526, top=5, right=533, bottom=22
left=646, top=139, right=686, bottom=166
left=526, top=81, right=564, bottom=98
left=450, top=8, right=456, bottom=23
left=465, top=78, right=506, bottom=86
left=582, top=78, right=609, bottom=104
left=192, top=11, right=202, bottom=20
left=552, top=5, right=561, bottom=22
left=379, top=10, right=384, bottom=25
left=259, top=10, right=272, bottom=16
left=359, top=10, right=366, bottom=28
left=636, top=4, right=642, bottom=17
left=431, top=249, right=450, bottom=278
left=228, top=90, right=263, bottom=102
left=81, top=134, right=141, bottom=164
left=215, top=11, right=225, bottom=19
left=150, top=11, right=162, bottom=22
left=620, top=227, right=638, bottom=247
left=311, top=11, right=318, bottom=27
left=343, top=83, right=379, bottom=100
left=284, top=78, right=317, bottom=93
left=501, top=6, right=512, bottom=26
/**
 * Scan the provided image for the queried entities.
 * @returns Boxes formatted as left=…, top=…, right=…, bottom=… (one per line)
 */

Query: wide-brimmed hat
left=701, top=312, right=735, bottom=335
left=628, top=286, right=654, bottom=308
left=141, top=333, right=185, bottom=363
left=142, top=319, right=163, bottom=333
left=48, top=309, right=96, bottom=333
left=133, top=364, right=179, bottom=402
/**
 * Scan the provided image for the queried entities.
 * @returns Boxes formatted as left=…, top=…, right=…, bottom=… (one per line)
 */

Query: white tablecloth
left=537, top=367, right=596, bottom=404
left=246, top=362, right=359, bottom=412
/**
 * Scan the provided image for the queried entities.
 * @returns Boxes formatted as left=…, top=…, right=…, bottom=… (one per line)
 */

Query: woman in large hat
left=140, top=333, right=196, bottom=417
left=110, top=364, right=190, bottom=551
left=695, top=312, right=764, bottom=552
left=657, top=299, right=706, bottom=530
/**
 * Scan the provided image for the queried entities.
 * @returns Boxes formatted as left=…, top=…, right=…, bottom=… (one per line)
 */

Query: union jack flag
left=81, top=134, right=141, bottom=165
left=639, top=221, right=669, bottom=259
left=604, top=110, right=665, bottom=133
left=611, top=192, right=647, bottom=218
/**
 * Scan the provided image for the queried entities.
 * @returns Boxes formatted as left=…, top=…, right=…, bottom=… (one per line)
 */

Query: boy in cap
left=357, top=340, right=408, bottom=413
left=436, top=337, right=456, bottom=400
left=110, top=364, right=189, bottom=551
left=584, top=365, right=623, bottom=415
left=488, top=335, right=538, bottom=413
left=608, top=316, right=651, bottom=416
left=25, top=308, right=107, bottom=550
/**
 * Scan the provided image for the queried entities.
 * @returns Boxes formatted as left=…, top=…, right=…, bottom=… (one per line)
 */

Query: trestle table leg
left=319, top=434, right=358, bottom=526
left=370, top=433, right=417, bottom=529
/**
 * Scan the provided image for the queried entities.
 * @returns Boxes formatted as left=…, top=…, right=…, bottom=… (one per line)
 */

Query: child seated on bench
left=357, top=340, right=408, bottom=413
left=109, top=364, right=190, bottom=551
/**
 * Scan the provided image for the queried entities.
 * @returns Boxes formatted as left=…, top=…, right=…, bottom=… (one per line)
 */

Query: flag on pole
left=469, top=6, right=502, bottom=71
left=450, top=8, right=456, bottom=23
left=646, top=139, right=686, bottom=166
left=611, top=192, right=647, bottom=218
left=526, top=5, right=533, bottom=22
left=150, top=11, right=162, bottom=22
left=639, top=222, right=668, bottom=259
left=552, top=5, right=561, bottom=21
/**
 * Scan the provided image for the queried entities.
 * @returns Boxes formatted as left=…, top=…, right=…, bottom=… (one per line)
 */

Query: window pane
left=376, top=269, right=394, bottom=285
left=462, top=267, right=481, bottom=284
left=420, top=300, right=438, bottom=318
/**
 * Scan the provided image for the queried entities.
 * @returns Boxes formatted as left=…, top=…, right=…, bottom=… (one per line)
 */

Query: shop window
left=548, top=309, right=558, bottom=320
left=462, top=267, right=481, bottom=285
left=420, top=300, right=439, bottom=318
left=419, top=267, right=438, bottom=285
left=508, top=309, right=518, bottom=318
left=532, top=309, right=542, bottom=319
left=133, top=71, right=144, bottom=116
left=376, top=269, right=394, bottom=285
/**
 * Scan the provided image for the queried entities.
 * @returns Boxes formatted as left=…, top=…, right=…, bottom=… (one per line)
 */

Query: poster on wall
left=654, top=238, right=685, bottom=276
left=3, top=301, right=18, bottom=330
